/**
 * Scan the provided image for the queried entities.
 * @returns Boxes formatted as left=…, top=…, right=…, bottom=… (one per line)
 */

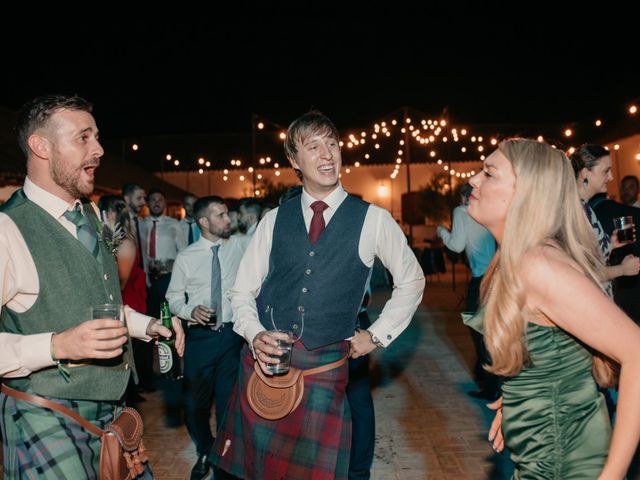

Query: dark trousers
left=466, top=275, right=500, bottom=396
left=183, top=324, right=244, bottom=456
left=346, top=310, right=375, bottom=480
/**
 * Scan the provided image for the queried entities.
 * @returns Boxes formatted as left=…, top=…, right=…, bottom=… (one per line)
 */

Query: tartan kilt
left=0, top=391, right=114, bottom=479
left=212, top=340, right=352, bottom=480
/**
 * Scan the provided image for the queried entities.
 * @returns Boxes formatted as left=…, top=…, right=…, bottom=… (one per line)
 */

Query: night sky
left=2, top=9, right=638, bottom=144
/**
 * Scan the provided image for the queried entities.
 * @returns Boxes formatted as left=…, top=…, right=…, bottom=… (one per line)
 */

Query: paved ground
left=2, top=263, right=639, bottom=478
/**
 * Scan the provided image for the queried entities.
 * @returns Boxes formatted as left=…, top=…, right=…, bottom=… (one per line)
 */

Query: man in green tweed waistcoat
left=0, top=94, right=185, bottom=479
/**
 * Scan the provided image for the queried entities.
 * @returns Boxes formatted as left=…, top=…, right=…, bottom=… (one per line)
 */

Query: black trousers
left=346, top=310, right=375, bottom=480
left=183, top=324, right=244, bottom=456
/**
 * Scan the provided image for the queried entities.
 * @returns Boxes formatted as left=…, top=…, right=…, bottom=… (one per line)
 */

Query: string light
left=143, top=99, right=639, bottom=182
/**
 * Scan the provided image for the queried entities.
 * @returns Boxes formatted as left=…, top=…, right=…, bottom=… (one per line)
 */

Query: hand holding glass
left=265, top=330, right=294, bottom=374
left=201, top=300, right=217, bottom=324
left=613, top=216, right=636, bottom=245
left=90, top=303, right=124, bottom=323
left=90, top=303, right=125, bottom=359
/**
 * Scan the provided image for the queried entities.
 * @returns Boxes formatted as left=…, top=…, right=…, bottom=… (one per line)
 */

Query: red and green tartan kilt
left=212, top=340, right=352, bottom=480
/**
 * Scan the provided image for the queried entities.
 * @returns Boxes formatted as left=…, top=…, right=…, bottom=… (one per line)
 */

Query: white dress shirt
left=139, top=214, right=187, bottom=273
left=437, top=205, right=496, bottom=278
left=166, top=235, right=247, bottom=324
left=230, top=184, right=425, bottom=347
left=0, top=177, right=154, bottom=378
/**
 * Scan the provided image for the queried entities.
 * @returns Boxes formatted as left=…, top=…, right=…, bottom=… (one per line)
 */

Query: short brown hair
left=284, top=110, right=340, bottom=161
left=16, top=94, right=93, bottom=157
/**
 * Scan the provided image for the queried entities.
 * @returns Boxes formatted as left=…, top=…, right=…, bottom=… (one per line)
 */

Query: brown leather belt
left=303, top=356, right=348, bottom=377
left=1, top=384, right=103, bottom=436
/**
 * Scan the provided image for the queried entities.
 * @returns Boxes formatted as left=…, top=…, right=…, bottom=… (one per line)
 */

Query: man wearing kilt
left=0, top=94, right=185, bottom=478
left=212, top=111, right=425, bottom=479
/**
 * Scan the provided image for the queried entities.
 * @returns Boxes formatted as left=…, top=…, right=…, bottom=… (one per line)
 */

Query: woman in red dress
left=98, top=195, right=147, bottom=313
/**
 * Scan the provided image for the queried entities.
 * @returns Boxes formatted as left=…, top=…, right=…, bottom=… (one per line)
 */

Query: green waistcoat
left=0, top=189, right=137, bottom=401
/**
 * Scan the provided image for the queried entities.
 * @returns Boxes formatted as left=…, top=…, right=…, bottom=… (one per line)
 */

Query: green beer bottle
left=157, top=301, right=182, bottom=380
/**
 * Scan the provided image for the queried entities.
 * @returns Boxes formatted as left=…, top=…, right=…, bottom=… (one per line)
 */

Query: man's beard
left=50, top=157, right=96, bottom=198
left=214, top=227, right=231, bottom=239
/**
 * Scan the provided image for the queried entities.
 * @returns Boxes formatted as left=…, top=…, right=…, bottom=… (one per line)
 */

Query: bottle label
left=158, top=343, right=173, bottom=374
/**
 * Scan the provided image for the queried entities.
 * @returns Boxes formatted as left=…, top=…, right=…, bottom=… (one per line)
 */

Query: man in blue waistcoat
left=212, top=110, right=425, bottom=480
left=0, top=94, right=185, bottom=478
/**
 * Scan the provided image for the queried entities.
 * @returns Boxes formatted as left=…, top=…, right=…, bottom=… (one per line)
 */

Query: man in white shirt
left=237, top=197, right=262, bottom=237
left=138, top=189, right=187, bottom=395
left=0, top=94, right=184, bottom=478
left=179, top=193, right=201, bottom=246
left=166, top=196, right=246, bottom=480
left=212, top=111, right=425, bottom=480
left=123, top=182, right=147, bottom=268
left=437, top=183, right=499, bottom=400
left=140, top=188, right=187, bottom=286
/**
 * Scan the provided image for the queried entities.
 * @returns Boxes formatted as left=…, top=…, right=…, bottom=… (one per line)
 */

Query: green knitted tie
left=63, top=203, right=100, bottom=259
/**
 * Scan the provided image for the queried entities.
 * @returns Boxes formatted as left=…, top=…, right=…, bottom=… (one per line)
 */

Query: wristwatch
left=367, top=330, right=384, bottom=348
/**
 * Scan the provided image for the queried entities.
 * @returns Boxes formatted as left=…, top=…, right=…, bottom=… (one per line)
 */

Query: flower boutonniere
left=100, top=211, right=126, bottom=255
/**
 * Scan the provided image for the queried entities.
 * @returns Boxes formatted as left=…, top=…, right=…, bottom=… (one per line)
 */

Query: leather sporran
left=100, top=407, right=149, bottom=480
left=246, top=361, right=304, bottom=420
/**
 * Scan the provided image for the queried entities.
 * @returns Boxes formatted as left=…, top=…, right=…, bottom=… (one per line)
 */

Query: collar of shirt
left=194, top=236, right=224, bottom=249
left=24, top=177, right=77, bottom=220
left=147, top=214, right=179, bottom=226
left=300, top=183, right=347, bottom=214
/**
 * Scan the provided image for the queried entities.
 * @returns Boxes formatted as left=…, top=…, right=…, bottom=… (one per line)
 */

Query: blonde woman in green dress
left=466, top=138, right=640, bottom=479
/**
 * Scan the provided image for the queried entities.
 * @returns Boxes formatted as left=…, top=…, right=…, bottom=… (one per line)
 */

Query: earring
left=582, top=178, right=589, bottom=187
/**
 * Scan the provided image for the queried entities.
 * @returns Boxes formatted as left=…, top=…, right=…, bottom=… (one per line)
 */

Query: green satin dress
left=464, top=314, right=612, bottom=479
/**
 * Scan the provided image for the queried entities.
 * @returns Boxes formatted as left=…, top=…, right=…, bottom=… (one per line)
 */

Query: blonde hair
left=481, top=139, right=609, bottom=381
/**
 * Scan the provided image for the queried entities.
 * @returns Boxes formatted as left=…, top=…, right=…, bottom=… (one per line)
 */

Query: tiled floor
left=2, top=264, right=639, bottom=478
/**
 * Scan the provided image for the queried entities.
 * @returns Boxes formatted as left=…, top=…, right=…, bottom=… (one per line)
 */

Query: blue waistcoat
left=258, top=195, right=371, bottom=350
